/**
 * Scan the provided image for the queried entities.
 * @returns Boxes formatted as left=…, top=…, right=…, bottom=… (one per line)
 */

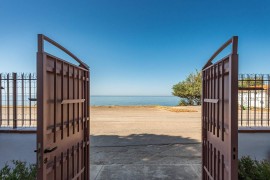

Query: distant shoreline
left=90, top=105, right=201, bottom=113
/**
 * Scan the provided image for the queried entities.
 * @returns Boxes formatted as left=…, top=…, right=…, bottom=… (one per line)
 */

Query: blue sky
left=0, top=0, right=270, bottom=95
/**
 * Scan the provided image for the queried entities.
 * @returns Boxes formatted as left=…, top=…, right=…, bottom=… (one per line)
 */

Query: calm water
left=0, top=95, right=180, bottom=106
left=90, top=96, right=180, bottom=106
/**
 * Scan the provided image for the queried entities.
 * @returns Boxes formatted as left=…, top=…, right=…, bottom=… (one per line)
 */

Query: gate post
left=13, top=72, right=17, bottom=129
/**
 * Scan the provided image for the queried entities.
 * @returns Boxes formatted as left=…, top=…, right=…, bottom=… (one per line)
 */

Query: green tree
left=238, top=76, right=263, bottom=89
left=172, top=70, right=202, bottom=106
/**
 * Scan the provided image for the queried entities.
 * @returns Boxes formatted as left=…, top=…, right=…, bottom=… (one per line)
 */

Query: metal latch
left=44, top=146, right=58, bottom=154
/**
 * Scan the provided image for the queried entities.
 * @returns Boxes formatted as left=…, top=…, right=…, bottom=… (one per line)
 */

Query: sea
left=90, top=96, right=180, bottom=106
left=0, top=95, right=180, bottom=106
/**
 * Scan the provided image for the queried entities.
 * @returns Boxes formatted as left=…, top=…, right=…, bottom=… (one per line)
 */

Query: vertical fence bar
left=254, top=74, right=257, bottom=126
left=7, top=73, right=10, bottom=126
left=22, top=73, right=25, bottom=126
left=247, top=75, right=250, bottom=126
left=241, top=74, right=243, bottom=126
left=267, top=74, right=270, bottom=126
left=261, top=75, right=263, bottom=126
left=13, top=73, right=17, bottom=129
left=29, top=73, right=32, bottom=126
left=0, top=74, right=2, bottom=127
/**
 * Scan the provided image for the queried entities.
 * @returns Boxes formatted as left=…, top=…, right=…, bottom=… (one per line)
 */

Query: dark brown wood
left=202, top=36, right=238, bottom=180
left=37, top=34, right=90, bottom=180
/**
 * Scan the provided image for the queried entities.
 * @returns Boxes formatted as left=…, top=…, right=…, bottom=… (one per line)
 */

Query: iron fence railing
left=238, top=74, right=270, bottom=127
left=0, top=73, right=37, bottom=129
left=0, top=72, right=269, bottom=129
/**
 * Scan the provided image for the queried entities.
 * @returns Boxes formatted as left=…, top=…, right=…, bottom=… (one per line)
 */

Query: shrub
left=0, top=160, right=37, bottom=180
left=172, top=70, right=201, bottom=106
left=238, top=156, right=270, bottom=180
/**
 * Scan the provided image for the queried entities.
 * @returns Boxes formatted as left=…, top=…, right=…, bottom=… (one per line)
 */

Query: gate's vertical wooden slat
left=29, top=73, right=32, bottom=126
left=7, top=73, right=10, bottom=126
left=13, top=73, right=17, bottom=129
left=207, top=70, right=210, bottom=131
left=222, top=155, right=224, bottom=180
left=61, top=152, right=64, bottom=180
left=0, top=74, right=2, bottom=127
left=87, top=71, right=90, bottom=179
left=77, top=142, right=80, bottom=177
left=210, top=67, right=213, bottom=133
left=230, top=37, right=239, bottom=178
left=37, top=34, right=46, bottom=179
left=67, top=65, right=70, bottom=137
left=22, top=73, right=25, bottom=126
left=217, top=63, right=220, bottom=138
left=54, top=156, right=57, bottom=180
left=221, top=60, right=224, bottom=141
left=210, top=143, right=213, bottom=177
left=81, top=142, right=84, bottom=179
left=213, top=66, right=216, bottom=135
left=61, top=62, right=64, bottom=140
left=73, top=67, right=75, bottom=134
left=54, top=60, right=57, bottom=143
left=72, top=146, right=75, bottom=178
left=207, top=141, right=209, bottom=177
left=214, top=148, right=216, bottom=180
left=218, top=151, right=220, bottom=179
left=201, top=70, right=205, bottom=180
left=67, top=149, right=70, bottom=179
left=77, top=69, right=80, bottom=132
left=81, top=72, right=84, bottom=130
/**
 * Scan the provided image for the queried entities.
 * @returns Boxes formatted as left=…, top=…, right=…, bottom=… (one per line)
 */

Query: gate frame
left=202, top=36, right=238, bottom=180
left=37, top=34, right=90, bottom=179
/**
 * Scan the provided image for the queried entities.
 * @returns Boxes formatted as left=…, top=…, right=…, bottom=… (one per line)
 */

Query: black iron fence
left=0, top=72, right=269, bottom=130
left=238, top=74, right=270, bottom=127
left=0, top=73, right=37, bottom=130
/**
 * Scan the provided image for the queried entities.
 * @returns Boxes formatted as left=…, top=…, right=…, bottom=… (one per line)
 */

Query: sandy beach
left=90, top=105, right=201, bottom=141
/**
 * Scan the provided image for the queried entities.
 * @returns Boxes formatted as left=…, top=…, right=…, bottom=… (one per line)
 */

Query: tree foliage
left=172, top=70, right=202, bottom=106
left=239, top=76, right=263, bottom=88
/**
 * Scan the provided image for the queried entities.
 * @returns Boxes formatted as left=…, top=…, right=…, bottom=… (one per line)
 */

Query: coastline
left=90, top=105, right=201, bottom=113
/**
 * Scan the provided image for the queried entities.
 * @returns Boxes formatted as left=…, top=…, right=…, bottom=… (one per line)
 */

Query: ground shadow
left=91, top=133, right=200, bottom=147
left=90, top=134, right=202, bottom=179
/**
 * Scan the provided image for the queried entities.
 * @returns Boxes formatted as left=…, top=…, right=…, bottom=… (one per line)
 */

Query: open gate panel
left=202, top=37, right=238, bottom=180
left=37, top=35, right=90, bottom=180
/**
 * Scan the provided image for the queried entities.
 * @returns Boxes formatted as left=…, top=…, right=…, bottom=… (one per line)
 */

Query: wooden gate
left=36, top=34, right=90, bottom=180
left=202, top=36, right=238, bottom=180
